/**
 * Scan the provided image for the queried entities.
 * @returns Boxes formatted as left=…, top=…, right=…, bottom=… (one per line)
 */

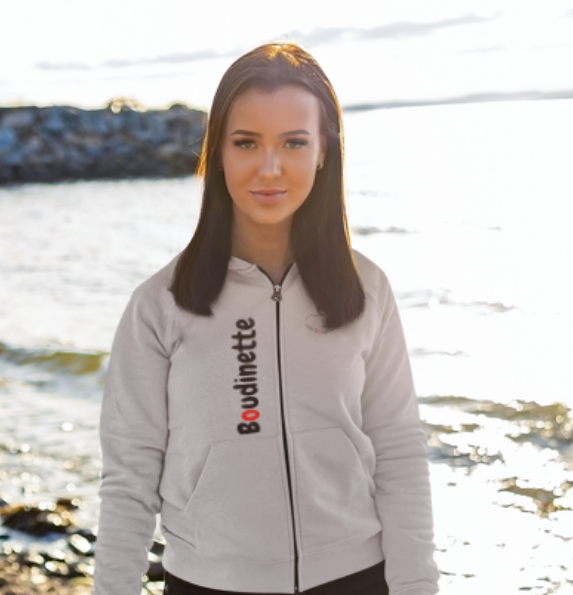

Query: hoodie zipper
left=257, top=264, right=299, bottom=594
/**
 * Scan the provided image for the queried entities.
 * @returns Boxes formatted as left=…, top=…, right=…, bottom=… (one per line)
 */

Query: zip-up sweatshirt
left=93, top=249, right=440, bottom=595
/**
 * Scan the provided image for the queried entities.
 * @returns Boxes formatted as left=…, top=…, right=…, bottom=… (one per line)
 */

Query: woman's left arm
left=361, top=275, right=440, bottom=595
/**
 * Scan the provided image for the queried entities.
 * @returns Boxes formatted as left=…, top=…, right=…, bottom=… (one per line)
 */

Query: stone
left=0, top=102, right=206, bottom=184
left=42, top=108, right=66, bottom=133
left=0, top=128, right=17, bottom=154
left=1, top=108, right=36, bottom=129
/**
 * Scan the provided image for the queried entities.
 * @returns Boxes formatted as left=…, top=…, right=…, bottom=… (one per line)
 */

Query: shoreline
left=343, top=88, right=573, bottom=111
left=0, top=553, right=93, bottom=595
left=0, top=497, right=165, bottom=593
left=2, top=90, right=572, bottom=186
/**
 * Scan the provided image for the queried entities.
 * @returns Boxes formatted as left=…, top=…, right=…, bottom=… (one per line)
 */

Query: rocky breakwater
left=0, top=98, right=207, bottom=185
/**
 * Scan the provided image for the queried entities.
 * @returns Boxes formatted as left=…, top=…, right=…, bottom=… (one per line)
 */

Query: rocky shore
left=0, top=98, right=206, bottom=185
left=0, top=498, right=165, bottom=594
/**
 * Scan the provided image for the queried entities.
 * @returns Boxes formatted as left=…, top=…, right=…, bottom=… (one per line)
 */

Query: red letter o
left=242, top=410, right=260, bottom=421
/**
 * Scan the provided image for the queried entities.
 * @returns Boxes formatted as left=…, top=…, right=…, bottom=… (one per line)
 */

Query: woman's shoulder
left=113, top=254, right=183, bottom=353
left=128, top=252, right=181, bottom=315
left=351, top=249, right=398, bottom=321
left=352, top=249, right=391, bottom=294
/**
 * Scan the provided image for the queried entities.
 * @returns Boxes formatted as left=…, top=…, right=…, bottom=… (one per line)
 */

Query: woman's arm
left=361, top=275, right=440, bottom=595
left=93, top=279, right=172, bottom=595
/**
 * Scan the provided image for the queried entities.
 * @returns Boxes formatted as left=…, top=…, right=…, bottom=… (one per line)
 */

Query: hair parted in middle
left=169, top=41, right=365, bottom=330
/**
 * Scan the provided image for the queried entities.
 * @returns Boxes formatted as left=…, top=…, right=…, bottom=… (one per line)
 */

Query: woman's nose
left=259, top=150, right=281, bottom=177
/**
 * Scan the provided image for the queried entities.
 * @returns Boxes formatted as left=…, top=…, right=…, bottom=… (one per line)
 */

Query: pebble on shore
left=0, top=97, right=207, bottom=185
left=0, top=497, right=165, bottom=594
left=0, top=554, right=93, bottom=595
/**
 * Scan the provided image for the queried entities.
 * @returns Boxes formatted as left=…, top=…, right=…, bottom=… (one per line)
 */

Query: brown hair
left=169, top=42, right=365, bottom=330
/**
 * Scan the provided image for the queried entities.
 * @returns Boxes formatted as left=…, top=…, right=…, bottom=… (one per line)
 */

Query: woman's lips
left=250, top=190, right=287, bottom=204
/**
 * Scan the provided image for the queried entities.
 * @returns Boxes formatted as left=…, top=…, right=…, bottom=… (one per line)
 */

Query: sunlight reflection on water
left=1, top=98, right=572, bottom=593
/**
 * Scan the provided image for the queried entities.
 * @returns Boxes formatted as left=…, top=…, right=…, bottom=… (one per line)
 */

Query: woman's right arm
left=92, top=279, right=172, bottom=595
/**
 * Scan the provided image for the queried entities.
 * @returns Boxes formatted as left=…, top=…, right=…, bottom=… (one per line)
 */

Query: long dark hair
left=169, top=42, right=365, bottom=330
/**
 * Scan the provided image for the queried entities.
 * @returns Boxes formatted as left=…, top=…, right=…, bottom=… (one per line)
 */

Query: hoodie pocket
left=293, top=426, right=381, bottom=554
left=183, top=436, right=292, bottom=563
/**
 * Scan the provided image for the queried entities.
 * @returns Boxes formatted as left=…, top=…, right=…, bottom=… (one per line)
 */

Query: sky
left=1, top=0, right=573, bottom=109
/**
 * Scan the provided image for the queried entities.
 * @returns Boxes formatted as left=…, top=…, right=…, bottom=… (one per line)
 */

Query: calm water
left=1, top=98, right=572, bottom=594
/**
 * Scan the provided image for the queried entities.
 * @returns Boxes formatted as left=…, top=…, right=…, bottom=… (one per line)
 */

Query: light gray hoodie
left=92, top=250, right=440, bottom=595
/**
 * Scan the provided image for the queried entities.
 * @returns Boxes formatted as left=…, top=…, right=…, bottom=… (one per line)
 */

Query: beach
left=1, top=97, right=573, bottom=594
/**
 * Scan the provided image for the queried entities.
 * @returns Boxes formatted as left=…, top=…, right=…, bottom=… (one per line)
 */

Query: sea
left=1, top=96, right=572, bottom=594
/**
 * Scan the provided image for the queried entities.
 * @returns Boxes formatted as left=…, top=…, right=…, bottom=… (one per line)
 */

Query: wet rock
left=0, top=552, right=94, bottom=594
left=0, top=540, right=162, bottom=593
left=0, top=496, right=165, bottom=592
left=0, top=498, right=79, bottom=536
left=499, top=476, right=572, bottom=516
left=145, top=540, right=166, bottom=581
left=69, top=533, right=94, bottom=556
left=0, top=99, right=206, bottom=184
left=423, top=420, right=481, bottom=435
left=427, top=434, right=504, bottom=468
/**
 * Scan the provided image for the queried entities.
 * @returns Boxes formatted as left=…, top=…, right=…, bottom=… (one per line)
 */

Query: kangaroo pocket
left=183, top=436, right=292, bottom=563
left=293, top=426, right=381, bottom=554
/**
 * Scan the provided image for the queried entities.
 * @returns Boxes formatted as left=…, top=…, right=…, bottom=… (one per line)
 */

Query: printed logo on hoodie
left=232, top=318, right=261, bottom=434
left=305, top=313, right=331, bottom=335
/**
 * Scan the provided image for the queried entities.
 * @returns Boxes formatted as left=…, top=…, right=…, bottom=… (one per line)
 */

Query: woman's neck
left=230, top=219, right=293, bottom=285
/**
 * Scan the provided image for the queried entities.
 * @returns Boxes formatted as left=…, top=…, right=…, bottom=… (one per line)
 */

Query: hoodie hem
left=162, top=529, right=384, bottom=593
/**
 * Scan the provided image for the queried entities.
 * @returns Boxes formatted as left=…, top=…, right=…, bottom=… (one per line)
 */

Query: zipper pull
left=272, top=284, right=282, bottom=302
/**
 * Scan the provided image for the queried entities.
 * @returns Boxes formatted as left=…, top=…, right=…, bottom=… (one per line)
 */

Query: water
left=1, top=98, right=572, bottom=594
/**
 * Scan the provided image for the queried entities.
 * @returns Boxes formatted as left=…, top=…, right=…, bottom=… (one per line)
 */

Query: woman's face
left=220, top=84, right=325, bottom=234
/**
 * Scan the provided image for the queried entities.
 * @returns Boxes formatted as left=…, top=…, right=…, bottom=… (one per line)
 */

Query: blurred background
left=1, top=1, right=572, bottom=593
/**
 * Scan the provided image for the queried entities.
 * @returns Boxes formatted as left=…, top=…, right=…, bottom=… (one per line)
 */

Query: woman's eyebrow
left=230, top=129, right=311, bottom=137
left=279, top=129, right=310, bottom=137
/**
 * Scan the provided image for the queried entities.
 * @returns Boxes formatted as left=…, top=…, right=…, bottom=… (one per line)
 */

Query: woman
left=93, top=42, right=440, bottom=595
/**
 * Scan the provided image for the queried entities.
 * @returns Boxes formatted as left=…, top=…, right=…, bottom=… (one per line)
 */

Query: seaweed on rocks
left=419, top=395, right=573, bottom=451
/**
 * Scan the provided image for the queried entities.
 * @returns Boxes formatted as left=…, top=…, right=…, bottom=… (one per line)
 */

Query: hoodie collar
left=227, top=256, right=298, bottom=284
left=228, top=256, right=258, bottom=272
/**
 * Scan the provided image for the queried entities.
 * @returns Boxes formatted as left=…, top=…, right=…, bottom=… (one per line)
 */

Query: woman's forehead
left=225, top=85, right=322, bottom=134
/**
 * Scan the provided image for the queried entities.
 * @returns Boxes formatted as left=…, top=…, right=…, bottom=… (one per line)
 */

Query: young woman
left=93, top=43, right=440, bottom=595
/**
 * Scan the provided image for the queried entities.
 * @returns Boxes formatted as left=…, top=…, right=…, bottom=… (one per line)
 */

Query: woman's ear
left=318, top=134, right=327, bottom=168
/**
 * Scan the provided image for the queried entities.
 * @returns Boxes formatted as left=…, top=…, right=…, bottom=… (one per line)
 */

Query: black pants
left=164, top=560, right=388, bottom=594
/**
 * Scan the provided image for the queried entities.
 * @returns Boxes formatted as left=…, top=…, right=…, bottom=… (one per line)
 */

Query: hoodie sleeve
left=361, top=272, right=440, bottom=595
left=92, top=279, right=172, bottom=595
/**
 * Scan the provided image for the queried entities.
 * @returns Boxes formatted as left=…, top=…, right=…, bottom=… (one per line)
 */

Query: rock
left=0, top=553, right=94, bottom=594
left=157, top=142, right=182, bottom=160
left=0, top=128, right=17, bottom=155
left=42, top=107, right=66, bottom=134
left=0, top=505, right=168, bottom=593
left=1, top=108, right=36, bottom=129
left=2, top=148, right=24, bottom=166
left=68, top=533, right=94, bottom=556
left=0, top=500, right=79, bottom=536
left=150, top=540, right=165, bottom=557
left=21, top=137, right=45, bottom=164
left=78, top=109, right=110, bottom=135
left=143, top=114, right=169, bottom=142
left=0, top=101, right=206, bottom=184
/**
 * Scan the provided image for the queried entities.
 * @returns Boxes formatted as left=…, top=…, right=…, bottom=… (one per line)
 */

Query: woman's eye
left=233, top=139, right=256, bottom=149
left=284, top=139, right=308, bottom=149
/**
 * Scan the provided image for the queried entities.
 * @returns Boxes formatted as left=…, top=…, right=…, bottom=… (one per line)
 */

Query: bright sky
left=1, top=0, right=573, bottom=108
